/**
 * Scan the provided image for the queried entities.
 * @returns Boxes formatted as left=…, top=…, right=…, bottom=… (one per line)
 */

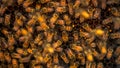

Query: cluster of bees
left=0, top=0, right=120, bottom=68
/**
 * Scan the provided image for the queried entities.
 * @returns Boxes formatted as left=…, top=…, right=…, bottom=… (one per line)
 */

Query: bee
left=0, top=5, right=7, bottom=15
left=40, top=0, right=50, bottom=4
left=70, top=44, right=83, bottom=52
left=11, top=53, right=21, bottom=59
left=101, top=45, right=107, bottom=54
left=40, top=22, right=49, bottom=31
left=0, top=37, right=8, bottom=50
left=53, top=53, right=59, bottom=64
left=90, top=43, right=96, bottom=48
left=86, top=35, right=95, bottom=44
left=82, top=24, right=92, bottom=32
left=110, top=7, right=120, bottom=16
left=69, top=61, right=79, bottom=68
left=23, top=38, right=29, bottom=48
left=94, top=29, right=104, bottom=36
left=43, top=54, right=51, bottom=63
left=106, top=47, right=113, bottom=59
left=26, top=25, right=34, bottom=33
left=4, top=14, right=11, bottom=26
left=101, top=0, right=106, bottom=9
left=91, top=62, right=96, bottom=68
left=34, top=65, right=43, bottom=68
left=91, top=49, right=99, bottom=59
left=55, top=47, right=63, bottom=52
left=19, top=63, right=24, bottom=68
left=16, top=48, right=24, bottom=55
left=93, top=8, right=101, bottom=19
left=47, top=2, right=60, bottom=8
left=7, top=34, right=15, bottom=46
left=34, top=34, right=42, bottom=44
left=37, top=14, right=46, bottom=24
left=8, top=64, right=13, bottom=68
left=113, top=17, right=120, bottom=30
left=68, top=3, right=74, bottom=15
left=49, top=13, right=59, bottom=28
left=19, top=55, right=31, bottom=63
left=60, top=52, right=69, bottom=64
left=52, top=40, right=62, bottom=48
left=41, top=7, right=54, bottom=13
left=73, top=0, right=81, bottom=8
left=65, top=48, right=75, bottom=59
left=23, top=0, right=33, bottom=8
left=0, top=17, right=3, bottom=24
left=60, top=0, right=67, bottom=6
left=17, top=0, right=24, bottom=5
left=0, top=51, right=5, bottom=62
left=62, top=31, right=69, bottom=42
left=84, top=50, right=94, bottom=62
left=102, top=17, right=113, bottom=25
left=25, top=7, right=35, bottom=13
left=46, top=30, right=54, bottom=43
left=47, top=59, right=53, bottom=68
left=1, top=28, right=10, bottom=37
left=4, top=51, right=11, bottom=63
left=114, top=46, right=120, bottom=56
left=116, top=55, right=120, bottom=64
left=56, top=19, right=65, bottom=25
left=91, top=0, right=98, bottom=7
left=86, top=61, right=92, bottom=68
left=56, top=6, right=66, bottom=13
left=12, top=59, right=18, bottom=68
left=35, top=4, right=41, bottom=11
left=97, top=62, right=104, bottom=68
left=110, top=32, right=120, bottom=39
left=65, top=25, right=72, bottom=31
left=79, top=30, right=91, bottom=38
left=81, top=0, right=90, bottom=7
left=63, top=14, right=71, bottom=25
left=21, top=28, right=28, bottom=36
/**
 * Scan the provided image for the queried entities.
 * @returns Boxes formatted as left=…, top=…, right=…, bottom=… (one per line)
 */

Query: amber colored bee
left=0, top=51, right=5, bottom=62
left=101, top=0, right=106, bottom=9
left=47, top=58, right=53, bottom=68
left=56, top=7, right=66, bottom=13
left=7, top=34, right=15, bottom=46
left=86, top=35, right=95, bottom=44
left=25, top=7, right=35, bottom=13
left=46, top=30, right=54, bottom=43
left=16, top=48, right=24, bottom=54
left=60, top=52, right=69, bottom=64
left=35, top=4, right=41, bottom=11
left=73, top=0, right=81, bottom=8
left=26, top=25, right=34, bottom=33
left=84, top=50, right=94, bottom=62
left=0, top=5, right=7, bottom=15
left=23, top=39, right=29, bottom=48
left=114, top=46, right=120, bottom=56
left=23, top=0, right=33, bottom=8
left=34, top=34, right=42, bottom=44
left=11, top=53, right=21, bottom=59
left=52, top=40, right=62, bottom=48
left=66, top=48, right=75, bottom=59
left=102, top=17, right=113, bottom=25
left=53, top=53, right=59, bottom=64
left=47, top=2, right=60, bottom=8
left=0, top=37, right=8, bottom=50
left=63, top=14, right=71, bottom=25
left=81, top=0, right=90, bottom=7
left=40, top=22, right=49, bottom=31
left=69, top=61, right=79, bottom=68
left=110, top=32, right=120, bottom=39
left=56, top=19, right=65, bottom=25
left=70, top=44, right=83, bottom=52
left=8, top=64, right=13, bottom=68
left=62, top=31, right=69, bottom=42
left=106, top=47, right=113, bottom=59
left=40, top=0, right=50, bottom=4
left=0, top=17, right=3, bottom=24
left=41, top=7, right=54, bottom=13
left=97, top=62, right=104, bottom=68
left=86, top=61, right=91, bottom=68
left=113, top=17, right=120, bottom=30
left=55, top=47, right=63, bottom=52
left=34, top=65, right=43, bottom=68
left=43, top=54, right=51, bottom=63
left=21, top=28, right=28, bottom=36
left=91, top=0, right=98, bottom=7
left=79, top=30, right=91, bottom=38
left=116, top=55, right=120, bottom=64
left=65, top=25, right=72, bottom=31
left=12, top=59, right=18, bottom=68
left=82, top=24, right=92, bottom=32
left=1, top=28, right=10, bottom=37
left=93, top=8, right=101, bottom=19
left=68, top=3, right=74, bottom=15
left=91, top=49, right=99, bottom=59
left=19, top=63, right=24, bottom=68
left=4, top=14, right=11, bottom=25
left=17, top=0, right=24, bottom=5
left=19, top=55, right=31, bottom=63
left=4, top=51, right=11, bottom=63
left=110, top=7, right=120, bottom=16
left=91, top=62, right=96, bottom=68
left=60, top=0, right=66, bottom=6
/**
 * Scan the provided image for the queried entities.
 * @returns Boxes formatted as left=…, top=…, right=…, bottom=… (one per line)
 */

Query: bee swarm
left=0, top=0, right=120, bottom=68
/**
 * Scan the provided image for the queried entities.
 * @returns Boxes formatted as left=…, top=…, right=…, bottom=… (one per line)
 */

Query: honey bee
left=47, top=2, right=60, bottom=8
left=101, top=0, right=106, bottom=9
left=73, top=0, right=81, bottom=8
left=110, top=7, right=120, bottom=16
left=16, top=48, right=24, bottom=54
left=43, top=54, right=51, bottom=63
left=116, top=55, right=120, bottom=64
left=34, top=65, right=43, bottom=68
left=65, top=25, right=72, bottom=31
left=56, top=7, right=66, bottom=13
left=110, top=32, right=120, bottom=39
left=40, top=22, right=49, bottom=31
left=23, top=0, right=33, bottom=8
left=53, top=53, right=59, bottom=64
left=21, top=28, right=29, bottom=36
left=40, top=0, right=50, bottom=4
left=66, top=48, right=75, bottom=59
left=86, top=35, right=95, bottom=44
left=90, top=43, right=96, bottom=48
left=106, top=47, right=113, bottom=59
left=81, top=0, right=90, bottom=7
left=23, top=38, right=29, bottom=48
left=63, top=14, right=71, bottom=25
left=41, top=7, right=54, bottom=13
left=11, top=53, right=22, bottom=59
left=0, top=5, right=7, bottom=15
left=60, top=0, right=66, bottom=6
left=19, top=54, right=31, bottom=63
left=114, top=46, right=120, bottom=56
left=91, top=62, right=96, bottom=68
left=19, top=63, right=24, bottom=68
left=86, top=61, right=91, bottom=68
left=46, top=30, right=54, bottom=43
left=8, top=64, right=13, bottom=68
left=4, top=14, right=11, bottom=26
left=0, top=17, right=3, bottom=24
left=1, top=28, right=10, bottom=37
left=7, top=34, right=15, bottom=46
left=91, top=49, right=99, bottom=59
left=84, top=50, right=94, bottom=62
left=68, top=3, right=74, bottom=15
left=70, top=44, right=83, bottom=52
left=79, top=30, right=91, bottom=38
left=25, top=7, right=35, bottom=13
left=69, top=61, right=79, bottom=68
left=0, top=51, right=5, bottom=62
left=4, top=51, right=11, bottom=63
left=113, top=17, right=120, bottom=30
left=102, top=17, right=113, bottom=25
left=35, top=4, right=41, bottom=11
left=60, top=52, right=69, bottom=64
left=0, top=37, right=8, bottom=50
left=82, top=24, right=92, bottom=32
left=52, top=40, right=62, bottom=48
left=56, top=19, right=65, bottom=25
left=34, top=34, right=42, bottom=44
left=12, top=59, right=18, bottom=68
left=93, top=8, right=101, bottom=19
left=97, top=62, right=104, bottom=68
left=91, top=0, right=98, bottom=7
left=17, top=0, right=24, bottom=5
left=62, top=31, right=69, bottom=42
left=55, top=47, right=63, bottom=52
left=47, top=59, right=53, bottom=68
